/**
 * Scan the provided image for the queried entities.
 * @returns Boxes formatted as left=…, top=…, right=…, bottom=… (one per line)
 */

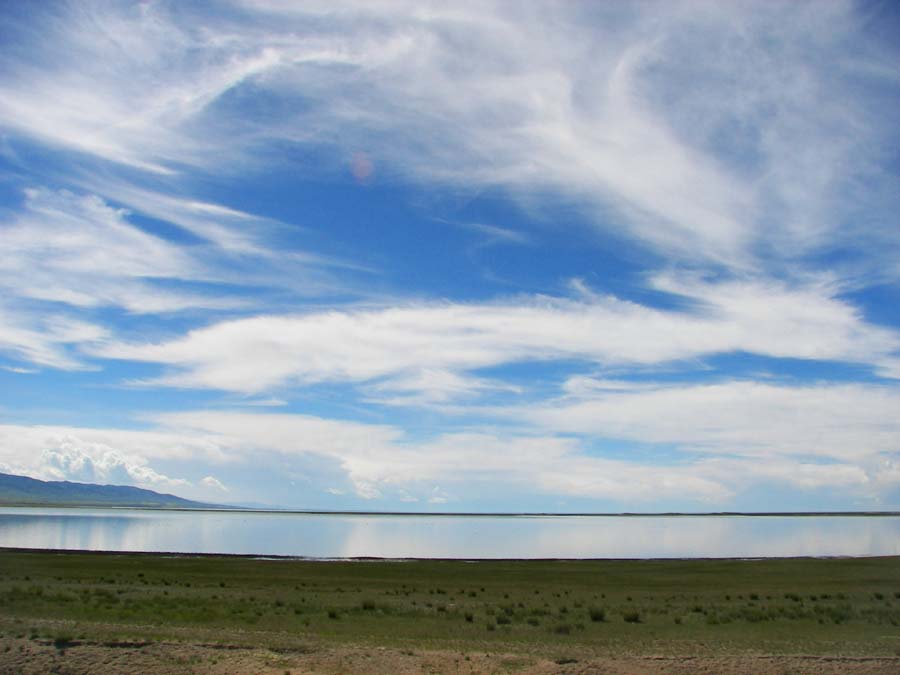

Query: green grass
left=0, top=551, right=898, bottom=656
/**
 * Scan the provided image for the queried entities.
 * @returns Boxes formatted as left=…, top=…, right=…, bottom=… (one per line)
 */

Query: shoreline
left=3, top=546, right=900, bottom=563
left=3, top=502, right=900, bottom=516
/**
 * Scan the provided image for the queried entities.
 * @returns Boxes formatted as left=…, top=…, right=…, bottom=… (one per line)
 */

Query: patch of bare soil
left=1, top=638, right=899, bottom=674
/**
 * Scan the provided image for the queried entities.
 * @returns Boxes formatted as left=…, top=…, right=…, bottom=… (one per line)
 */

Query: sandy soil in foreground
left=1, top=638, right=899, bottom=675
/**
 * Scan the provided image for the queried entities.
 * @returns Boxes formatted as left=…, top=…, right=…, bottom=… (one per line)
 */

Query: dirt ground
left=2, top=637, right=899, bottom=675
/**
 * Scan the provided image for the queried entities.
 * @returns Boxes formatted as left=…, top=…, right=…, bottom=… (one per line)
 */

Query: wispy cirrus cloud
left=0, top=301, right=107, bottom=370
left=2, top=1, right=896, bottom=272
left=0, top=188, right=231, bottom=314
left=68, top=179, right=370, bottom=296
left=0, top=1, right=278, bottom=174
left=458, top=222, right=533, bottom=248
left=0, top=181, right=331, bottom=374
left=0, top=185, right=371, bottom=370
left=0, top=186, right=241, bottom=370
left=72, top=180, right=276, bottom=255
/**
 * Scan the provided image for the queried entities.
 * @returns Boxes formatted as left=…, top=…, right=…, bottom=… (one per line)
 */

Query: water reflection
left=0, top=508, right=898, bottom=558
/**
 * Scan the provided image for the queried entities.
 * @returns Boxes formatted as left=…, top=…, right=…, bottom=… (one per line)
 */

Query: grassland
left=1, top=551, right=899, bottom=673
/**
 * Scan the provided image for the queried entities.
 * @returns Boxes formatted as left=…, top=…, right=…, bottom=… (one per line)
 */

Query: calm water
left=0, top=507, right=898, bottom=559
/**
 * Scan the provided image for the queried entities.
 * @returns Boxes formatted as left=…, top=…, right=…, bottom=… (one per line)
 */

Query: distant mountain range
left=0, top=472, right=223, bottom=509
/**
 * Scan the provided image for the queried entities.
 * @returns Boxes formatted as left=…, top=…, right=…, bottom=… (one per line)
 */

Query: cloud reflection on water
left=1, top=508, right=898, bottom=558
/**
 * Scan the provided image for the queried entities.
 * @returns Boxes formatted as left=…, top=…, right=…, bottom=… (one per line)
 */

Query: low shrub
left=588, top=607, right=606, bottom=622
left=53, top=634, right=74, bottom=650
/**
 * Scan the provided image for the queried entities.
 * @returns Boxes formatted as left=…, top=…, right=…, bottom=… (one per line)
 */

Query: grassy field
left=1, top=551, right=899, bottom=669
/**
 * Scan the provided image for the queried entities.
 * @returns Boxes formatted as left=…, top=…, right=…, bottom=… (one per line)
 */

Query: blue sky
left=1, top=0, right=899, bottom=511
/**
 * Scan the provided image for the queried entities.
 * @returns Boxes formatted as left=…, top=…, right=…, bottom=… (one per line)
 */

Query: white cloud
left=0, top=185, right=370, bottom=371
left=149, top=409, right=890, bottom=504
left=0, top=2, right=897, bottom=512
left=0, top=365, right=38, bottom=374
left=37, top=437, right=188, bottom=489
left=1, top=399, right=897, bottom=507
left=0, top=301, right=107, bottom=370
left=0, top=2, right=274, bottom=173
left=71, top=181, right=273, bottom=255
left=235, top=398, right=289, bottom=408
left=459, top=222, right=532, bottom=247
left=73, top=181, right=375, bottom=299
left=364, top=368, right=522, bottom=406
left=200, top=475, right=228, bottom=491
left=1, top=1, right=895, bottom=272
left=0, top=425, right=228, bottom=470
left=517, top=378, right=900, bottom=465
left=0, top=188, right=234, bottom=314
left=1, top=1, right=895, bottom=393
left=93, top=277, right=900, bottom=394
left=151, top=410, right=731, bottom=503
left=707, top=458, right=870, bottom=492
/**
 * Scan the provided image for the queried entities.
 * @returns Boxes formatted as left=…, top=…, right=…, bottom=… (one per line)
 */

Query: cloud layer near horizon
left=2, top=375, right=899, bottom=506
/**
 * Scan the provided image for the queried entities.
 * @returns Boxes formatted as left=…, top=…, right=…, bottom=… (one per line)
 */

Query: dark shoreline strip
left=2, top=504, right=899, bottom=517
left=2, top=546, right=899, bottom=563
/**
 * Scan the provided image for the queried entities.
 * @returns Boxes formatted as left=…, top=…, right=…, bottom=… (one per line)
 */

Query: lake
left=0, top=507, right=898, bottom=559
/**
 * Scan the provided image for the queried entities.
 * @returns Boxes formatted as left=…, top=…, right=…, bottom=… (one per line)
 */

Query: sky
left=1, top=0, right=899, bottom=512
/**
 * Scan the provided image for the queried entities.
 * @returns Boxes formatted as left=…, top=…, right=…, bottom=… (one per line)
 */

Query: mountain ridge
left=0, top=472, right=223, bottom=509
